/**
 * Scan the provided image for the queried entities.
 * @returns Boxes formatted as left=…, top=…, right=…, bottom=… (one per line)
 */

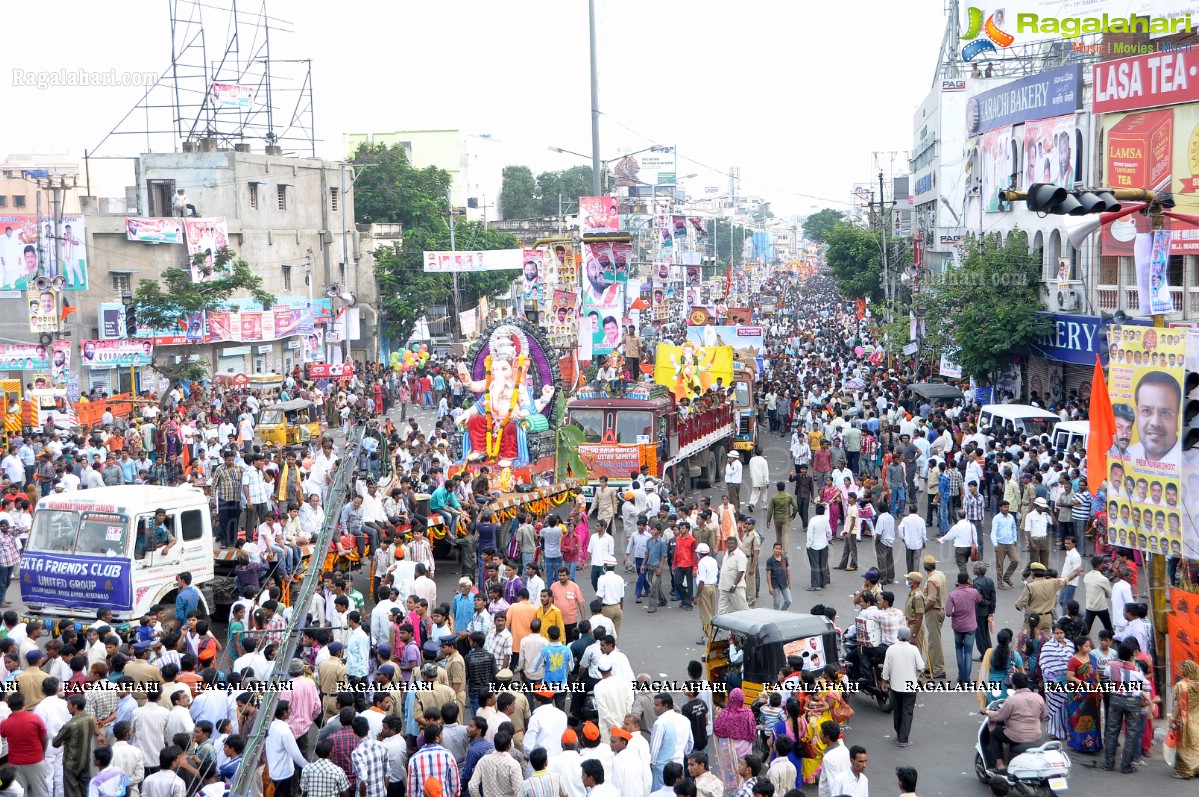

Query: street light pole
left=448, top=186, right=461, bottom=339
left=588, top=0, right=602, bottom=196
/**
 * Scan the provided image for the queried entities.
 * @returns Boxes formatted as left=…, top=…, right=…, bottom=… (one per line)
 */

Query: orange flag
left=1087, top=354, right=1114, bottom=497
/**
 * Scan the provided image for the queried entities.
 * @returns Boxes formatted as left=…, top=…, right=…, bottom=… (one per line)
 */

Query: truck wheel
left=713, top=446, right=726, bottom=479
left=695, top=451, right=715, bottom=490
left=672, top=462, right=689, bottom=495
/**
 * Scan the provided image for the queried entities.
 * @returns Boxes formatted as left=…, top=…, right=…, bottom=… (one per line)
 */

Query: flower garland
left=483, top=354, right=527, bottom=460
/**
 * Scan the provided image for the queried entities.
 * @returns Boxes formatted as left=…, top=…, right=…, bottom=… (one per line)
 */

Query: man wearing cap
left=524, top=689, right=568, bottom=757
left=741, top=518, right=762, bottom=607
left=1014, top=563, right=1061, bottom=631
left=317, top=643, right=346, bottom=721
left=1022, top=497, right=1051, bottom=579
left=724, top=451, right=743, bottom=509
left=593, top=655, right=633, bottom=744
left=610, top=726, right=650, bottom=797
left=412, top=664, right=456, bottom=725
left=578, top=722, right=614, bottom=788
left=694, top=543, right=718, bottom=645
left=717, top=535, right=749, bottom=615
left=596, top=557, right=625, bottom=640
left=15, top=650, right=48, bottom=709
left=921, top=555, right=947, bottom=680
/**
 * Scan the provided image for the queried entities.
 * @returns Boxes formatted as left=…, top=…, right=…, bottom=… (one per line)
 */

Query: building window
left=249, top=183, right=258, bottom=210
left=282, top=267, right=292, bottom=291
left=330, top=187, right=339, bottom=211
left=277, top=185, right=287, bottom=211
left=0, top=196, right=6, bottom=208
left=111, top=273, right=131, bottom=293
left=1099, top=255, right=1118, bottom=285
left=1169, top=254, right=1184, bottom=288
left=12, top=196, right=25, bottom=209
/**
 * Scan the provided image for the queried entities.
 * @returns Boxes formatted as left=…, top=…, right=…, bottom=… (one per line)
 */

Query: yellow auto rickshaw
left=705, top=609, right=839, bottom=704
left=257, top=399, right=322, bottom=447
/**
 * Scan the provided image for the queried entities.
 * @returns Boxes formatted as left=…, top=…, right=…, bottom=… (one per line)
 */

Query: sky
left=1, top=0, right=948, bottom=218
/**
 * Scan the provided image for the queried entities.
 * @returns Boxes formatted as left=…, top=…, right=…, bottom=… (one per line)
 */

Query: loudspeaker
left=326, top=283, right=341, bottom=298
left=32, top=276, right=52, bottom=292
left=1064, top=203, right=1148, bottom=249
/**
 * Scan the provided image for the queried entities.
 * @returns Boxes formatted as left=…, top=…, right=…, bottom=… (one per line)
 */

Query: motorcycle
left=841, top=626, right=893, bottom=712
left=975, top=698, right=1071, bottom=797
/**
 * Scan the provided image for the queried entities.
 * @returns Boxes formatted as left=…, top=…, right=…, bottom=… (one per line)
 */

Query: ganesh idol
left=456, top=327, right=555, bottom=467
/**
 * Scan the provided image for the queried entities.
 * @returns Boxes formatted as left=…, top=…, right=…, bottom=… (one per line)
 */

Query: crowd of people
left=0, top=271, right=1193, bottom=797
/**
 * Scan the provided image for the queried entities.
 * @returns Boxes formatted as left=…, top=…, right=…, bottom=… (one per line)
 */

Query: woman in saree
left=1016, top=613, right=1049, bottom=683
left=977, top=628, right=1025, bottom=707
left=712, top=687, right=757, bottom=758
left=1064, top=635, right=1103, bottom=753
left=1039, top=621, right=1075, bottom=741
left=1169, top=660, right=1199, bottom=779
left=769, top=696, right=810, bottom=787
left=818, top=480, right=842, bottom=532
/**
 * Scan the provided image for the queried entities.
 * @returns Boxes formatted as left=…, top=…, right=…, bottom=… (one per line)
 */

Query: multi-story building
left=73, top=148, right=373, bottom=393
left=0, top=155, right=81, bottom=214
left=343, top=129, right=505, bottom=222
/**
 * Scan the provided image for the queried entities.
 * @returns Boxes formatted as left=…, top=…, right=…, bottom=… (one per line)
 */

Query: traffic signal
left=1021, top=183, right=1122, bottom=216
left=125, top=305, right=138, bottom=336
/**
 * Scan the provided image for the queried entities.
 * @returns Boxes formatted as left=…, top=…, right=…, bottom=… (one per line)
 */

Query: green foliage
left=824, top=223, right=883, bottom=301
left=556, top=425, right=589, bottom=482
left=133, top=247, right=274, bottom=387
left=498, top=166, right=538, bottom=220
left=712, top=220, right=754, bottom=270
left=350, top=143, right=450, bottom=227
left=920, top=230, right=1052, bottom=383
left=374, top=220, right=520, bottom=343
left=802, top=208, right=847, bottom=243
left=535, top=166, right=595, bottom=217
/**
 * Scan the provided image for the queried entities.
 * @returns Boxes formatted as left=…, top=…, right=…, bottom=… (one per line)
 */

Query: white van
left=1051, top=420, right=1089, bottom=453
left=978, top=404, right=1059, bottom=439
left=20, top=486, right=217, bottom=623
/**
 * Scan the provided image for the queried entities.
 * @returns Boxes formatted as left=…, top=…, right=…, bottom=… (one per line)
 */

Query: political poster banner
left=422, top=249, right=523, bottom=273
left=184, top=217, right=231, bottom=282
left=1023, top=115, right=1076, bottom=189
left=27, top=289, right=58, bottom=333
left=303, top=330, right=324, bottom=364
left=686, top=325, right=764, bottom=376
left=0, top=344, right=49, bottom=370
left=549, top=289, right=577, bottom=338
left=52, top=339, right=70, bottom=383
left=581, top=304, right=626, bottom=358
left=211, top=82, right=255, bottom=108
left=581, top=252, right=623, bottom=312
left=980, top=125, right=1015, bottom=213
left=125, top=217, right=184, bottom=244
left=0, top=215, right=89, bottom=290
left=1135, top=230, right=1175, bottom=316
left=579, top=196, right=619, bottom=236
left=653, top=342, right=734, bottom=401
left=1107, top=325, right=1185, bottom=558
left=520, top=249, right=544, bottom=303
left=80, top=339, right=155, bottom=368
left=547, top=242, right=576, bottom=286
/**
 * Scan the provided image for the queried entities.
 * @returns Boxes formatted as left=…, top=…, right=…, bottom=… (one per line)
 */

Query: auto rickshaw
left=704, top=609, right=839, bottom=704
left=257, top=399, right=322, bottom=447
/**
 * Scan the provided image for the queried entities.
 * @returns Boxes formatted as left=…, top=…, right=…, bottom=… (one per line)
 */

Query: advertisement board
left=422, top=249, right=524, bottom=273
left=19, top=551, right=132, bottom=612
left=0, top=215, right=89, bottom=290
left=27, top=289, right=58, bottom=333
left=1093, top=50, right=1199, bottom=114
left=184, top=217, right=231, bottom=282
left=1023, top=115, right=1077, bottom=188
left=576, top=444, right=644, bottom=481
left=211, top=82, right=255, bottom=109
left=965, top=64, right=1082, bottom=136
left=520, top=249, right=543, bottom=303
left=980, top=124, right=1016, bottom=212
left=686, top=326, right=764, bottom=374
left=1106, top=325, right=1185, bottom=558
left=0, top=344, right=49, bottom=370
left=1101, top=104, right=1199, bottom=255
left=125, top=217, right=183, bottom=244
left=80, top=339, right=154, bottom=368
left=613, top=147, right=675, bottom=190
left=579, top=196, right=620, bottom=236
left=309, top=363, right=355, bottom=378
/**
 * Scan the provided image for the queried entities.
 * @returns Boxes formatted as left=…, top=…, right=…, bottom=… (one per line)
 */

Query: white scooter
left=975, top=699, right=1072, bottom=797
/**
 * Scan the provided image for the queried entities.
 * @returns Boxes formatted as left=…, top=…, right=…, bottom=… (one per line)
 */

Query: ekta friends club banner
left=1105, top=325, right=1186, bottom=558
left=653, top=341, right=734, bottom=402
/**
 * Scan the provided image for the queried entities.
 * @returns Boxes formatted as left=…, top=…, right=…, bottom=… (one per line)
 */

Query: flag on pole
left=1087, top=354, right=1115, bottom=497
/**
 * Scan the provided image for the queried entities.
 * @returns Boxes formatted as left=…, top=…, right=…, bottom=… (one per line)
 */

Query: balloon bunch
left=390, top=343, right=431, bottom=372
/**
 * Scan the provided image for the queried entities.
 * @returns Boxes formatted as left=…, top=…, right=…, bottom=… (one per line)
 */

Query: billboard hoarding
left=125, top=217, right=183, bottom=244
left=965, top=64, right=1082, bottom=136
left=0, top=344, right=49, bottom=370
left=579, top=196, right=620, bottom=236
left=1023, top=115, right=1077, bottom=188
left=1094, top=51, right=1199, bottom=114
left=0, top=215, right=89, bottom=290
left=80, top=339, right=154, bottom=368
left=184, top=217, right=231, bottom=283
left=422, top=249, right=524, bottom=273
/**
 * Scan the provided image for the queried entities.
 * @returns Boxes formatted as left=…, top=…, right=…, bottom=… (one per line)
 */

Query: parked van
left=1052, top=420, right=1088, bottom=454
left=20, top=486, right=217, bottom=624
left=978, top=404, right=1059, bottom=439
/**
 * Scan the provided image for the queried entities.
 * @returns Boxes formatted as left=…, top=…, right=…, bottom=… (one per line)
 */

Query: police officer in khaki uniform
left=1014, top=562, right=1062, bottom=630
left=904, top=571, right=927, bottom=653
left=921, top=554, right=947, bottom=679
left=741, top=518, right=763, bottom=607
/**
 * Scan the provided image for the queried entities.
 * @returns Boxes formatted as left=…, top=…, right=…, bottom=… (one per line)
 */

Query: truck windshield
left=615, top=411, right=653, bottom=444
left=26, top=510, right=130, bottom=557
left=567, top=409, right=604, bottom=443
left=734, top=382, right=751, bottom=408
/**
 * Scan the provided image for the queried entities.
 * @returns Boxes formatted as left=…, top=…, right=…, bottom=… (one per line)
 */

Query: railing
left=1097, top=287, right=1119, bottom=312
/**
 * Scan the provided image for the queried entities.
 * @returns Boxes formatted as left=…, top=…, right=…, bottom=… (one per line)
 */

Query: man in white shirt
left=524, top=690, right=569, bottom=757
left=806, top=504, right=831, bottom=591
left=881, top=626, right=924, bottom=746
left=1111, top=567, right=1133, bottom=634
left=897, top=504, right=927, bottom=577
left=588, top=527, right=616, bottom=594
left=940, top=509, right=978, bottom=576
left=264, top=703, right=308, bottom=794
left=817, top=724, right=851, bottom=797
left=1058, top=536, right=1084, bottom=613
left=596, top=557, right=625, bottom=641
left=873, top=509, right=896, bottom=585
left=830, top=745, right=869, bottom=797
left=717, top=536, right=748, bottom=615
left=1021, top=498, right=1051, bottom=580
left=724, top=452, right=743, bottom=509
left=1082, top=556, right=1113, bottom=633
left=694, top=544, right=719, bottom=645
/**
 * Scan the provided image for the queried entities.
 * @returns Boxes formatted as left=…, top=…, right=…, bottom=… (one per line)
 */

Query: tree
left=535, top=166, right=594, bottom=217
left=824, top=222, right=883, bottom=302
left=919, top=230, right=1051, bottom=383
left=802, top=208, right=847, bottom=244
left=374, top=220, right=521, bottom=343
left=133, top=248, right=274, bottom=397
left=498, top=165, right=538, bottom=220
left=712, top=219, right=754, bottom=271
left=350, top=143, right=449, bottom=228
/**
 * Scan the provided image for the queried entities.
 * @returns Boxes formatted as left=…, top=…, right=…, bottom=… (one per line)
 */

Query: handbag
left=970, top=545, right=980, bottom=562
left=1164, top=725, right=1179, bottom=768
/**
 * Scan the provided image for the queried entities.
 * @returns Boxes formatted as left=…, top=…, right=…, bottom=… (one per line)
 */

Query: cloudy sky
left=3, top=1, right=947, bottom=216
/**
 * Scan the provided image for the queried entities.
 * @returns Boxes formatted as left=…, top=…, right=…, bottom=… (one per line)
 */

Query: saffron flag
left=1087, top=354, right=1114, bottom=498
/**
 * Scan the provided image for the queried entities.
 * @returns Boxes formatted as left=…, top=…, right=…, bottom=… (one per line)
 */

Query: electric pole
left=448, top=186, right=461, bottom=340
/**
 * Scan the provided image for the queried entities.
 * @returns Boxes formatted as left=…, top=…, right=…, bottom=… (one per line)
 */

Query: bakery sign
left=1093, top=51, right=1199, bottom=114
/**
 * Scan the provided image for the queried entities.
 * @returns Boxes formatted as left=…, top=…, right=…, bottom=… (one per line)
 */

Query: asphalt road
left=8, top=402, right=1190, bottom=796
